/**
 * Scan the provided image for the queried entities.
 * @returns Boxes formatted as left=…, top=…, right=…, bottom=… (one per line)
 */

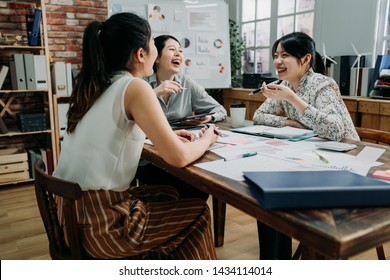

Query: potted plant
left=229, top=19, right=245, bottom=88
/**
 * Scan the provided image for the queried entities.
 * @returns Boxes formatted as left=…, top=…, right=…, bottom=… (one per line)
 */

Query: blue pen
left=223, top=152, right=258, bottom=161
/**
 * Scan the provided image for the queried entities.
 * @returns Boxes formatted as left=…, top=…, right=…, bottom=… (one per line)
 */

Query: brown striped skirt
left=59, top=185, right=217, bottom=259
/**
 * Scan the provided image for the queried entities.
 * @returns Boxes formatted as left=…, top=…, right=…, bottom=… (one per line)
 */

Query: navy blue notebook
left=243, top=170, right=390, bottom=209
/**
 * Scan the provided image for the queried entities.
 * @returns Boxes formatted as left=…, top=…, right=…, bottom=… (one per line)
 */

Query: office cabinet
left=358, top=99, right=390, bottom=132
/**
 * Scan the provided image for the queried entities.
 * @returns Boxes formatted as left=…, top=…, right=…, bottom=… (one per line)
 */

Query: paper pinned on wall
left=174, top=9, right=184, bottom=21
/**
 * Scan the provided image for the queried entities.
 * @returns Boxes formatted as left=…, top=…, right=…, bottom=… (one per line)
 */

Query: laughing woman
left=253, top=31, right=359, bottom=142
left=145, top=35, right=226, bottom=125
left=253, top=31, right=359, bottom=260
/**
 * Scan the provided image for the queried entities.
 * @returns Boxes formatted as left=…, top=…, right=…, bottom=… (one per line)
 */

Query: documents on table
left=214, top=129, right=265, bottom=145
left=144, top=128, right=386, bottom=182
left=356, top=146, right=385, bottom=162
left=195, top=137, right=385, bottom=181
left=194, top=155, right=300, bottom=181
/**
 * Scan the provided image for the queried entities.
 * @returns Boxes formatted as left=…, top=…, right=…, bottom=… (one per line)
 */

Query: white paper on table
left=356, top=146, right=385, bottom=162
left=194, top=154, right=302, bottom=181
left=195, top=145, right=383, bottom=180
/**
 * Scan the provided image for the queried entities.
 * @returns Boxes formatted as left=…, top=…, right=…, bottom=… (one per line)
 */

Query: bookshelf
left=0, top=0, right=56, bottom=185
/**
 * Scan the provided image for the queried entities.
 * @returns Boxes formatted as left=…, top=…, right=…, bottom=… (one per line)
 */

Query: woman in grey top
left=145, top=35, right=226, bottom=124
left=253, top=32, right=359, bottom=142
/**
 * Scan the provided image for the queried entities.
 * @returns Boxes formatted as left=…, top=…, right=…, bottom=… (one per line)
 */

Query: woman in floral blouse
left=253, top=31, right=359, bottom=142
left=253, top=31, right=359, bottom=260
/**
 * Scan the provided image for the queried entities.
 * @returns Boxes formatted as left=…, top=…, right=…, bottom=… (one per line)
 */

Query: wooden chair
left=35, top=159, right=147, bottom=260
left=34, top=158, right=85, bottom=260
left=293, top=127, right=390, bottom=260
left=355, top=127, right=390, bottom=146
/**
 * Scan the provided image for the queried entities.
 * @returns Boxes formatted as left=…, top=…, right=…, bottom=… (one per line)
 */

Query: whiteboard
left=108, top=0, right=231, bottom=89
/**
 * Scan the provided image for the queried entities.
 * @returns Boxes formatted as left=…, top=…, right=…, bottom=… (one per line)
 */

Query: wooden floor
left=0, top=182, right=388, bottom=260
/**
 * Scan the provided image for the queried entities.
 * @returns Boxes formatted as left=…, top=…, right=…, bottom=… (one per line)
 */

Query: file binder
left=28, top=9, right=42, bottom=46
left=66, top=63, right=73, bottom=96
left=27, top=149, right=41, bottom=179
left=34, top=55, right=48, bottom=90
left=0, top=117, right=8, bottom=134
left=0, top=65, right=9, bottom=90
left=244, top=170, right=390, bottom=209
left=52, top=62, right=67, bottom=96
left=57, top=103, right=69, bottom=137
left=23, top=54, right=36, bottom=90
left=10, top=54, right=27, bottom=90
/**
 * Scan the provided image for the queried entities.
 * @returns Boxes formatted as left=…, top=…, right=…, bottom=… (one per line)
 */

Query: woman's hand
left=154, top=80, right=183, bottom=96
left=199, top=124, right=218, bottom=146
left=174, top=129, right=196, bottom=142
left=262, top=82, right=295, bottom=101
left=262, top=82, right=308, bottom=114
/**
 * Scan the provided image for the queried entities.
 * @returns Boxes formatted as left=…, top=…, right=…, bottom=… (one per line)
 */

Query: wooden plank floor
left=0, top=183, right=388, bottom=260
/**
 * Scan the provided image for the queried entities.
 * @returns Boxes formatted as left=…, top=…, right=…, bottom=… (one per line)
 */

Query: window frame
left=240, top=0, right=315, bottom=75
left=376, top=0, right=390, bottom=55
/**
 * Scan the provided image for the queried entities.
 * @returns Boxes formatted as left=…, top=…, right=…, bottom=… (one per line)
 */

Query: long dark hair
left=272, top=32, right=325, bottom=75
left=153, top=34, right=180, bottom=73
left=67, top=12, right=152, bottom=133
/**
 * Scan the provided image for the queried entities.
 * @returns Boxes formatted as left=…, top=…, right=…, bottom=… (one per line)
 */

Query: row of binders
left=8, top=53, right=48, bottom=91
left=0, top=54, right=73, bottom=96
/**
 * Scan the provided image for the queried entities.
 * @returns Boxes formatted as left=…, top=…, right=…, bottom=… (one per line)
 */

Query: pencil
left=313, top=150, right=329, bottom=164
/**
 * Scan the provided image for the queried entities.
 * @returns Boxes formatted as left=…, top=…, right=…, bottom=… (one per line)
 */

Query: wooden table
left=141, top=119, right=390, bottom=259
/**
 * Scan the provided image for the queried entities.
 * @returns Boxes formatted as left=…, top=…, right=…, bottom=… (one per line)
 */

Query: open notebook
left=231, top=125, right=317, bottom=141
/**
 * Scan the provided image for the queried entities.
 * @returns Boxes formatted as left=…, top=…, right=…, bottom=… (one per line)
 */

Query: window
left=241, top=0, right=315, bottom=74
left=378, top=0, right=390, bottom=54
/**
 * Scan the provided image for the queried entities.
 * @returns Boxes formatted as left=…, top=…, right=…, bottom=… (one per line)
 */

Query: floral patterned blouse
left=252, top=68, right=360, bottom=141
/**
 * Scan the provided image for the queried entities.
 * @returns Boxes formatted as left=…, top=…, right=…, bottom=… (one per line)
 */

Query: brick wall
left=46, top=0, right=107, bottom=66
left=0, top=0, right=108, bottom=68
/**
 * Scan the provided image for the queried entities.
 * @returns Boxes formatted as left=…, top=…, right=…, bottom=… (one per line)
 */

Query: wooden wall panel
left=223, top=89, right=390, bottom=132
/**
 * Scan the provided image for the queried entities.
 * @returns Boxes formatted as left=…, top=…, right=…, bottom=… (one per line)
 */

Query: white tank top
left=53, top=72, right=146, bottom=191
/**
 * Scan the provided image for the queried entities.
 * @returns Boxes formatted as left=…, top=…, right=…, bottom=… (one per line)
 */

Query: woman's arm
left=186, top=77, right=227, bottom=122
left=252, top=98, right=287, bottom=127
left=124, top=78, right=217, bottom=167
left=298, top=85, right=346, bottom=141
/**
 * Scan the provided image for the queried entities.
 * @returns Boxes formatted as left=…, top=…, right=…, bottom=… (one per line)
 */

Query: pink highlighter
left=373, top=170, right=390, bottom=180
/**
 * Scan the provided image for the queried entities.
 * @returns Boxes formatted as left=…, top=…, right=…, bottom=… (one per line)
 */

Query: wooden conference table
left=141, top=119, right=390, bottom=259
